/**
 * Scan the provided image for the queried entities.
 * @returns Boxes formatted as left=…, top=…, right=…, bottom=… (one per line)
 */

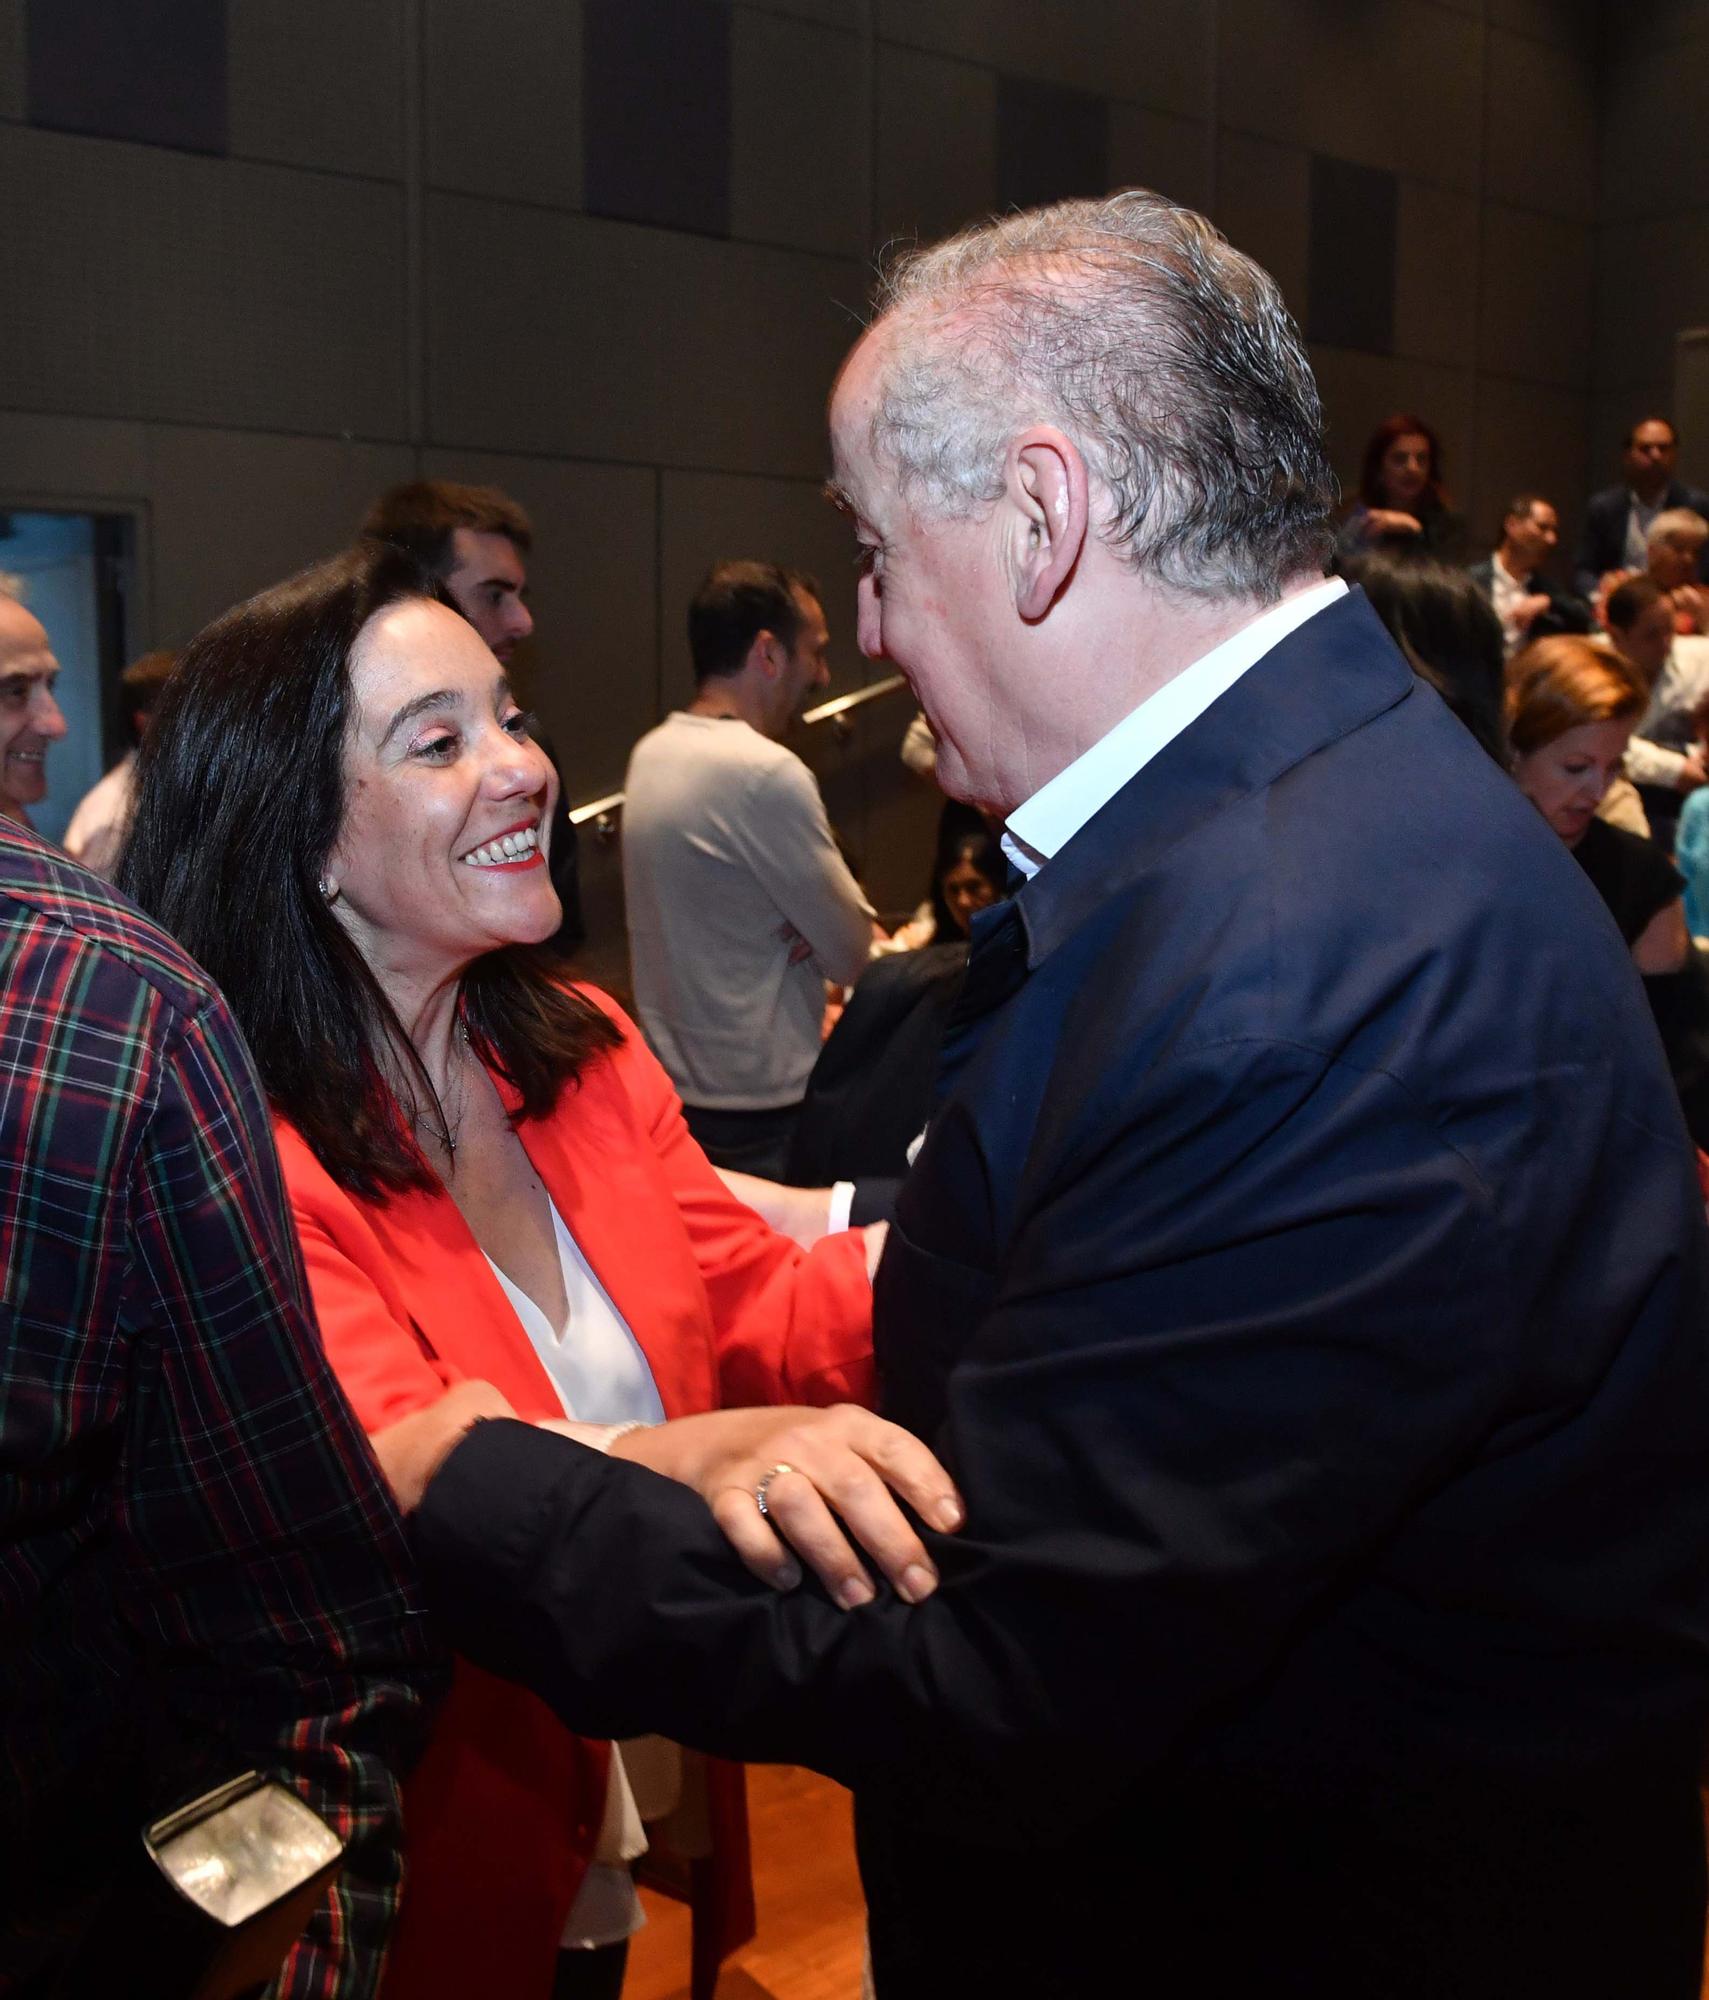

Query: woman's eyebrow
left=380, top=688, right=462, bottom=747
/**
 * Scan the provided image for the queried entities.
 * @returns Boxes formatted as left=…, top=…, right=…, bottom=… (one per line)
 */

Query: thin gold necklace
left=430, top=1021, right=473, bottom=1159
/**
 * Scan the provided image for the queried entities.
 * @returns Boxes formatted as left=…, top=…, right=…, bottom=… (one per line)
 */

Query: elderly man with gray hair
left=1645, top=504, right=1709, bottom=634
left=385, top=192, right=1709, bottom=2000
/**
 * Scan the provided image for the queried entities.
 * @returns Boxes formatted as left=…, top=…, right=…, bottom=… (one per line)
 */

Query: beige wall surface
left=0, top=0, right=1647, bottom=957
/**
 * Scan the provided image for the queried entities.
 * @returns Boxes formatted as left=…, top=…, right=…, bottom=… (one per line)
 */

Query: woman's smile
left=459, top=818, right=546, bottom=870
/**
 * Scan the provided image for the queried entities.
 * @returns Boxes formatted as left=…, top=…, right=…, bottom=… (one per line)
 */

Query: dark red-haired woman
left=1338, top=413, right=1468, bottom=563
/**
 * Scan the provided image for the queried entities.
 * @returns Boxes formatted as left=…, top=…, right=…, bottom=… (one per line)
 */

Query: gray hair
left=867, top=191, right=1335, bottom=602
left=1647, top=507, right=1709, bottom=556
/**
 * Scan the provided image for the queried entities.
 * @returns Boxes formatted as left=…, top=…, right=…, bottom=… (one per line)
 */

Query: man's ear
left=1010, top=427, right=1089, bottom=622
left=747, top=628, right=784, bottom=681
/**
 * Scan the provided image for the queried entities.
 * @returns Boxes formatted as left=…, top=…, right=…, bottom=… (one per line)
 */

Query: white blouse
left=482, top=1198, right=667, bottom=1427
left=483, top=1195, right=667, bottom=1950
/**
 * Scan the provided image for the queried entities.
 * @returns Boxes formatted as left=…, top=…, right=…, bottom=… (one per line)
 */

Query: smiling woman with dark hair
left=118, top=541, right=958, bottom=2000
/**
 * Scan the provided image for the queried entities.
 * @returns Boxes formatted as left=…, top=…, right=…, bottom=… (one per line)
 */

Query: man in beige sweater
left=623, top=560, right=876, bottom=1176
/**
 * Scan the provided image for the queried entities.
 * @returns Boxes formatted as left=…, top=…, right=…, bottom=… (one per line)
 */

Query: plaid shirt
left=0, top=825, right=440, bottom=1996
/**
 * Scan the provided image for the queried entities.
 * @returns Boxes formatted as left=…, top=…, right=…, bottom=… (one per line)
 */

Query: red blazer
left=276, top=991, right=873, bottom=1999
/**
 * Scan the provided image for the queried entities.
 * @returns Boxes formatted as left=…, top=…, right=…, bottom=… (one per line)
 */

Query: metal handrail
left=566, top=789, right=626, bottom=829
left=565, top=672, right=912, bottom=840
left=799, top=671, right=908, bottom=728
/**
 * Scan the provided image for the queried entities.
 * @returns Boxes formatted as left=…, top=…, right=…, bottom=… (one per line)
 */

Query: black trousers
left=552, top=1939, right=629, bottom=2000
left=681, top=1100, right=800, bottom=1180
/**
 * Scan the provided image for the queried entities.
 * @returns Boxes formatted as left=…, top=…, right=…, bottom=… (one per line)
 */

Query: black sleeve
left=849, top=1177, right=901, bottom=1226
left=416, top=1039, right=1512, bottom=1841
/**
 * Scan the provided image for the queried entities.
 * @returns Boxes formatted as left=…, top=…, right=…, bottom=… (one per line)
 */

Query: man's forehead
left=827, top=331, right=890, bottom=492
left=449, top=526, right=526, bottom=580
left=0, top=607, right=55, bottom=672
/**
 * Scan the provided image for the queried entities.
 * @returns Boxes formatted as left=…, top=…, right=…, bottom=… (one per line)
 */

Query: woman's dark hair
left=1340, top=551, right=1506, bottom=764
left=1358, top=412, right=1449, bottom=513
left=118, top=541, right=619, bottom=1198
left=927, top=811, right=1005, bottom=941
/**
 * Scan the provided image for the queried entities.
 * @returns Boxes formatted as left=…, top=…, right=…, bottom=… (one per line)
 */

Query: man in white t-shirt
left=623, top=560, right=876, bottom=1175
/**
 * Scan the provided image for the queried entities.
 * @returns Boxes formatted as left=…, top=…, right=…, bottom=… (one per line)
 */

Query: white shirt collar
left=1002, top=577, right=1348, bottom=881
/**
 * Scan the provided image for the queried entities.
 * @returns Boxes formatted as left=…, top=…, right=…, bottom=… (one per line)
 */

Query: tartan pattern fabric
left=0, top=823, right=439, bottom=1998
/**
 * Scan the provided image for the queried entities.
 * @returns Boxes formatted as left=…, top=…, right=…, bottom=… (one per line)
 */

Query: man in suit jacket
left=1468, top=491, right=1592, bottom=651
left=390, top=193, right=1709, bottom=1998
left=1575, top=415, right=1709, bottom=596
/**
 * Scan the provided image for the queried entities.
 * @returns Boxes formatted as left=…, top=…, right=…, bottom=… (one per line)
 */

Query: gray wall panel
left=1594, top=209, right=1709, bottom=393
left=227, top=0, right=405, bottom=179
left=878, top=0, right=1211, bottom=117
left=731, top=8, right=868, bottom=256
left=1485, top=29, right=1597, bottom=223
left=1108, top=108, right=1210, bottom=211
left=1216, top=130, right=1310, bottom=319
left=1488, top=0, right=1599, bottom=50
left=0, top=0, right=24, bottom=121
left=1600, top=41, right=1709, bottom=225
left=425, top=0, right=581, bottom=206
left=1479, top=205, right=1594, bottom=389
left=0, top=410, right=151, bottom=501
left=141, top=427, right=413, bottom=644
left=1395, top=181, right=1479, bottom=368
left=1219, top=0, right=1481, bottom=193
left=0, top=127, right=408, bottom=437
left=429, top=195, right=863, bottom=477
left=874, top=43, right=996, bottom=247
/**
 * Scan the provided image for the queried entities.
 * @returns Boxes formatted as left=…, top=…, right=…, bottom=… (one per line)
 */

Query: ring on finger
left=755, top=1462, right=796, bottom=1520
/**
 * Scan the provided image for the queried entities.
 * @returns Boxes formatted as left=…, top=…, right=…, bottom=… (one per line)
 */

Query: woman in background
left=1506, top=634, right=1709, bottom=1144
left=1338, top=414, right=1468, bottom=564
left=886, top=811, right=1005, bottom=951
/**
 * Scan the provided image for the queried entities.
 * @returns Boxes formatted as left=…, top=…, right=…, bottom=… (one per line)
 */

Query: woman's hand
left=371, top=1378, right=519, bottom=1512
left=1362, top=507, right=1423, bottom=540
left=609, top=1404, right=962, bottom=1609
left=716, top=1167, right=835, bottom=1247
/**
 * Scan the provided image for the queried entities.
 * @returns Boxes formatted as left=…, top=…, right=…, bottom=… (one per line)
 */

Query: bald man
left=0, top=593, right=68, bottom=832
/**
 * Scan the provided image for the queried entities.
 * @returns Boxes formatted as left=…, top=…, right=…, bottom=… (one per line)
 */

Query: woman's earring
left=318, top=875, right=338, bottom=904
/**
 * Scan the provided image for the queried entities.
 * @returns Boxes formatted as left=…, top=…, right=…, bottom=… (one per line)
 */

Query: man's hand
left=370, top=1379, right=519, bottom=1513
left=1677, top=753, right=1709, bottom=794
left=610, top=1403, right=962, bottom=1608
left=1671, top=584, right=1709, bottom=634
left=778, top=920, right=815, bottom=967
left=1514, top=592, right=1551, bottom=635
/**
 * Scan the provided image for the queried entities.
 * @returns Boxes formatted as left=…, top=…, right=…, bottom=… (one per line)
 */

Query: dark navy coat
left=422, top=592, right=1709, bottom=1997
